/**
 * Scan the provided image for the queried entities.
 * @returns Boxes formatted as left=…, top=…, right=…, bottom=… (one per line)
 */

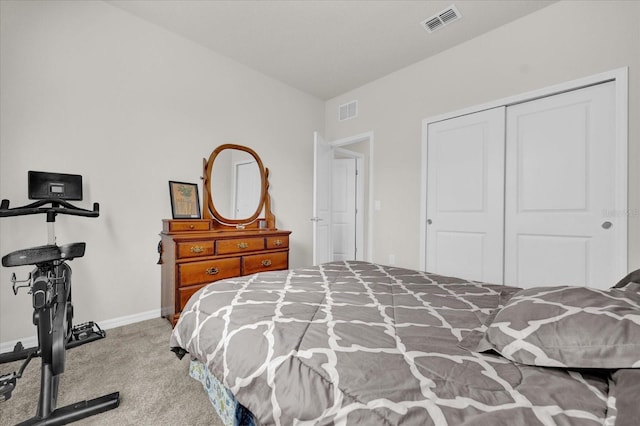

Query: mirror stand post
left=264, top=168, right=276, bottom=229
left=202, top=157, right=213, bottom=221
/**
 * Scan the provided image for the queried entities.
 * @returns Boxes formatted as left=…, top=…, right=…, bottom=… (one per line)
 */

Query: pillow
left=613, top=268, right=640, bottom=288
left=470, top=283, right=640, bottom=369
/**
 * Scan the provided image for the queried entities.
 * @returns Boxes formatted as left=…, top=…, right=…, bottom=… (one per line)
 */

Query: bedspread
left=170, top=261, right=622, bottom=425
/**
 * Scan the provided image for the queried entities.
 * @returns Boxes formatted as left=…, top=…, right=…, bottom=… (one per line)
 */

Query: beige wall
left=0, top=1, right=324, bottom=343
left=325, top=0, right=640, bottom=274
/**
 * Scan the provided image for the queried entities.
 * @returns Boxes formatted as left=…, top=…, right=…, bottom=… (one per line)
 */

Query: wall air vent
left=339, top=100, right=358, bottom=121
left=420, top=5, right=462, bottom=33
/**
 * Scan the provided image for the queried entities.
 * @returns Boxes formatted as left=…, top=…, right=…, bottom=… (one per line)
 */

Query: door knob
left=601, top=221, right=612, bottom=229
left=427, top=219, right=433, bottom=225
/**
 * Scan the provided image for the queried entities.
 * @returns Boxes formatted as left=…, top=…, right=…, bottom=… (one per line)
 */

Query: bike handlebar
left=0, top=199, right=100, bottom=219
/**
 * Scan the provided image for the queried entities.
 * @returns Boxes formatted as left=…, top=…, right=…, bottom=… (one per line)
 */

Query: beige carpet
left=0, top=317, right=223, bottom=425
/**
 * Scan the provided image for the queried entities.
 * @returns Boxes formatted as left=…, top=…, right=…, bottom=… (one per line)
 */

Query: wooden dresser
left=160, top=219, right=291, bottom=325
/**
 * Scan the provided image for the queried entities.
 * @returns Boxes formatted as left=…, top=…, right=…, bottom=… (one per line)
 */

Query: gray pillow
left=469, top=283, right=640, bottom=369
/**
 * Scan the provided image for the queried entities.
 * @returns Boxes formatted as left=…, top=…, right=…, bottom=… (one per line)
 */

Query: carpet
left=0, top=317, right=223, bottom=425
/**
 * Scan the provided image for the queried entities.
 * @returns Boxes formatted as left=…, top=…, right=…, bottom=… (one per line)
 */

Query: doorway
left=312, top=132, right=374, bottom=265
left=332, top=150, right=365, bottom=261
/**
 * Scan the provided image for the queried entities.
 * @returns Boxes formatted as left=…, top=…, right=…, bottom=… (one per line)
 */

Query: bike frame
left=0, top=196, right=120, bottom=425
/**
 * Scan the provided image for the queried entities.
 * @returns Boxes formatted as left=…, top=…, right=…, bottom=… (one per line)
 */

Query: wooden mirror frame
left=202, top=144, right=276, bottom=230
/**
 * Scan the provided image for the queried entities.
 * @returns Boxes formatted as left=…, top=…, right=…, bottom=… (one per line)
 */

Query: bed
left=169, top=261, right=640, bottom=425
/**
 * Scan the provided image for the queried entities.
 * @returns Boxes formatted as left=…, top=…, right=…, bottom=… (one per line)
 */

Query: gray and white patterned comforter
left=170, top=261, right=635, bottom=425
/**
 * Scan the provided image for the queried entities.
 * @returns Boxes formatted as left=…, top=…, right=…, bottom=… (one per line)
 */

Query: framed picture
left=169, top=181, right=201, bottom=219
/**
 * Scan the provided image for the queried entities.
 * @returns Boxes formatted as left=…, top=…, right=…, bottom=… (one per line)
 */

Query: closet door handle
left=427, top=219, right=433, bottom=225
left=601, top=221, right=612, bottom=229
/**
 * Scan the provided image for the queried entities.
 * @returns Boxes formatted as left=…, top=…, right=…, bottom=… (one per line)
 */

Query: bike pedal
left=72, top=321, right=104, bottom=340
left=0, top=373, right=17, bottom=402
left=72, top=321, right=95, bottom=341
left=68, top=321, right=106, bottom=349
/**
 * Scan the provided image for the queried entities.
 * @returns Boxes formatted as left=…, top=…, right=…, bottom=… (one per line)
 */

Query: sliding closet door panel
left=434, top=232, right=486, bottom=281
left=426, top=107, right=505, bottom=284
left=517, top=106, right=588, bottom=211
left=515, top=235, right=589, bottom=285
left=505, top=82, right=617, bottom=289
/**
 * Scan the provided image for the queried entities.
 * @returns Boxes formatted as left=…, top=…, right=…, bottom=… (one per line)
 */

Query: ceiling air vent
left=339, top=100, right=358, bottom=121
left=421, top=5, right=462, bottom=33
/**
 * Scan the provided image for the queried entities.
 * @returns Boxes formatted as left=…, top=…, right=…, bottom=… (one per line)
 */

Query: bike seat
left=2, top=243, right=85, bottom=267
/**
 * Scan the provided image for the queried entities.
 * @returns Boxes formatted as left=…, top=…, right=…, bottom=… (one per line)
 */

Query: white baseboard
left=0, top=309, right=162, bottom=354
left=97, top=308, right=162, bottom=331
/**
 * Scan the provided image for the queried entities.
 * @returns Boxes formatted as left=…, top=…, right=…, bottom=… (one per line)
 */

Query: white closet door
left=426, top=107, right=505, bottom=284
left=504, top=82, right=618, bottom=289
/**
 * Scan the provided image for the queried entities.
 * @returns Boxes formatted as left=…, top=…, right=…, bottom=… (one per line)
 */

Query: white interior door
left=504, top=82, right=620, bottom=289
left=312, top=131, right=332, bottom=265
left=234, top=160, right=260, bottom=219
left=426, top=107, right=506, bottom=284
left=332, top=158, right=357, bottom=261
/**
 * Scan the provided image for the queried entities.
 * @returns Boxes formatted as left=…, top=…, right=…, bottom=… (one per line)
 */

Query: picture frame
left=169, top=181, right=201, bottom=219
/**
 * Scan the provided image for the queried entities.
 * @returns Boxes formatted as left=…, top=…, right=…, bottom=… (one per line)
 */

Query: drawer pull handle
left=237, top=242, right=249, bottom=249
left=206, top=267, right=219, bottom=275
left=261, top=259, right=272, bottom=267
left=274, top=239, right=283, bottom=246
left=189, top=224, right=195, bottom=229
left=190, top=245, right=204, bottom=253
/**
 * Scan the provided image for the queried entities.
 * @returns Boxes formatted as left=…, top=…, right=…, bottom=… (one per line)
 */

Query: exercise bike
left=0, top=171, right=120, bottom=425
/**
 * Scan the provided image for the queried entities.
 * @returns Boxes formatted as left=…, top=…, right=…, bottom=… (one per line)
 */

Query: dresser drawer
left=243, top=251, right=288, bottom=275
left=217, top=237, right=265, bottom=255
left=176, top=241, right=215, bottom=258
left=164, top=220, right=211, bottom=233
left=178, top=257, right=241, bottom=287
left=178, top=284, right=206, bottom=310
left=266, top=236, right=289, bottom=250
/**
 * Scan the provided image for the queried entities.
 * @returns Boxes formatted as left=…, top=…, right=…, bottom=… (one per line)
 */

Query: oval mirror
left=204, top=144, right=266, bottom=226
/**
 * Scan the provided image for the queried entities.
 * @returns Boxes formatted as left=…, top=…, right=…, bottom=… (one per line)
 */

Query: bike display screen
left=28, top=171, right=83, bottom=201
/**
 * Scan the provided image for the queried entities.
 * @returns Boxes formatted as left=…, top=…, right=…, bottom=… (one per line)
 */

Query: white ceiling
left=106, top=0, right=556, bottom=100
